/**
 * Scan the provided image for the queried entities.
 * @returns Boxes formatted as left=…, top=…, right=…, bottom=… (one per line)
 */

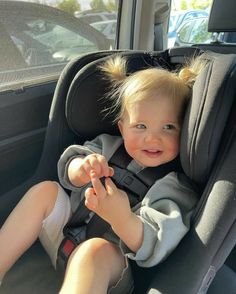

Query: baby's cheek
left=124, top=141, right=136, bottom=155
left=166, top=137, right=180, bottom=154
left=169, top=138, right=180, bottom=156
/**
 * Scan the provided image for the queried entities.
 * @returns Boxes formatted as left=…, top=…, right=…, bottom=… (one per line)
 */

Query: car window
left=168, top=1, right=236, bottom=49
left=169, top=14, right=180, bottom=32
left=0, top=0, right=119, bottom=91
left=91, top=20, right=117, bottom=41
left=168, top=2, right=212, bottom=49
left=177, top=21, right=194, bottom=44
left=188, top=18, right=211, bottom=44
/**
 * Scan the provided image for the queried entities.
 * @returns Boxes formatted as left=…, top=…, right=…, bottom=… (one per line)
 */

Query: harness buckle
left=57, top=225, right=87, bottom=270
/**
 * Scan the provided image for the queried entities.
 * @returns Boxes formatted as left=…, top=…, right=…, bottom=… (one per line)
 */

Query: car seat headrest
left=65, top=52, right=163, bottom=139
left=180, top=52, right=236, bottom=185
left=208, top=0, right=236, bottom=32
left=66, top=58, right=116, bottom=139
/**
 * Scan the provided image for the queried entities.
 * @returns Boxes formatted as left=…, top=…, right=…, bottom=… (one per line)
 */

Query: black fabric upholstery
left=208, top=265, right=236, bottom=294
left=34, top=50, right=125, bottom=180
left=208, top=0, right=236, bottom=32
left=180, top=52, right=236, bottom=185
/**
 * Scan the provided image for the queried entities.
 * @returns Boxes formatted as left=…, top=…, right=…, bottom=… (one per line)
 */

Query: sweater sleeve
left=120, top=172, right=199, bottom=267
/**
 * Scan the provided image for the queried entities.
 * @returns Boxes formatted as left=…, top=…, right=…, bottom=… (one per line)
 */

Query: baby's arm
left=120, top=173, right=199, bottom=267
left=68, top=154, right=114, bottom=187
left=85, top=171, right=144, bottom=253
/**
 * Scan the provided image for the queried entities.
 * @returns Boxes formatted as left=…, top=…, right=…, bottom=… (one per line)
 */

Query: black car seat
left=41, top=50, right=236, bottom=294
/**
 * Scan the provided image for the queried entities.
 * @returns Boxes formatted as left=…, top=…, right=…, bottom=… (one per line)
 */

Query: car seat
left=38, top=49, right=235, bottom=294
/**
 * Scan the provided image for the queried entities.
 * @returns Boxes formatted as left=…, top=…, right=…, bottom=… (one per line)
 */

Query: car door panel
left=0, top=81, right=56, bottom=196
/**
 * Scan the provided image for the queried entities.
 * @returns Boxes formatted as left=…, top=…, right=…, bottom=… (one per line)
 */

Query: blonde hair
left=99, top=54, right=208, bottom=122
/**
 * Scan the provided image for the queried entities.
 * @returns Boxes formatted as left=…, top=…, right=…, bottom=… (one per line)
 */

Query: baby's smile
left=142, top=149, right=163, bottom=157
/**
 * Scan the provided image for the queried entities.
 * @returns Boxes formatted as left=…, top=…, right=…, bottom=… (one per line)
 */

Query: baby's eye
left=163, top=124, right=176, bottom=130
left=136, top=124, right=146, bottom=129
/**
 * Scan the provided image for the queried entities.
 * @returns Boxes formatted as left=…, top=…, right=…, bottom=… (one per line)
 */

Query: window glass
left=0, top=0, right=119, bottom=91
left=177, top=21, right=194, bottom=44
left=188, top=18, right=212, bottom=44
left=168, top=0, right=213, bottom=48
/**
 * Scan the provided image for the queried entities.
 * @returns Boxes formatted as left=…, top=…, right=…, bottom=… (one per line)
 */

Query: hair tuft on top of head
left=179, top=55, right=209, bottom=88
left=99, top=55, right=127, bottom=85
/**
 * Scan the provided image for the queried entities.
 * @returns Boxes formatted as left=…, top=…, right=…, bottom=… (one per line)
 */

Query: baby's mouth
left=143, top=149, right=162, bottom=157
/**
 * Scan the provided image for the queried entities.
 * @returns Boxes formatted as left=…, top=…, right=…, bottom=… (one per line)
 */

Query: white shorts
left=39, top=182, right=71, bottom=268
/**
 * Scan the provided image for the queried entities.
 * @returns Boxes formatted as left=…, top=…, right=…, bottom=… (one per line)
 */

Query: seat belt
left=57, top=144, right=182, bottom=270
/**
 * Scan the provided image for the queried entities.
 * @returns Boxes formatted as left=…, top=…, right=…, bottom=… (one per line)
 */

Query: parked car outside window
left=91, top=19, right=117, bottom=42
left=174, top=16, right=212, bottom=46
left=168, top=9, right=208, bottom=47
left=74, top=10, right=117, bottom=24
left=174, top=16, right=236, bottom=47
left=0, top=0, right=119, bottom=91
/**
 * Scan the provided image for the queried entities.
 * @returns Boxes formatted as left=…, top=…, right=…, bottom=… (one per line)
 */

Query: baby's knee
left=72, top=238, right=112, bottom=262
left=83, top=238, right=112, bottom=253
left=28, top=181, right=59, bottom=203
left=68, top=238, right=124, bottom=281
left=37, top=180, right=58, bottom=192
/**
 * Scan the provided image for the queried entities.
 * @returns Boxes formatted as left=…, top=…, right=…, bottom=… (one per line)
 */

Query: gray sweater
left=58, top=134, right=198, bottom=267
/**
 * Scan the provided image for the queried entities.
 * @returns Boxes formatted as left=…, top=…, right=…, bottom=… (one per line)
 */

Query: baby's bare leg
left=60, top=238, right=126, bottom=294
left=0, top=181, right=58, bottom=280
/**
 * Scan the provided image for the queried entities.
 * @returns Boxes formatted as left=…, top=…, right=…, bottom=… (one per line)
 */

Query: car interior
left=0, top=0, right=236, bottom=293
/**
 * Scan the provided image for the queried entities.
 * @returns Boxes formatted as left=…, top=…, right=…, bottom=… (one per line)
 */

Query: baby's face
left=118, top=95, right=182, bottom=167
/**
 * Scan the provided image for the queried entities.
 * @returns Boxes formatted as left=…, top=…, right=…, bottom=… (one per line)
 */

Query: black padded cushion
left=208, top=0, right=236, bottom=32
left=180, top=52, right=236, bottom=184
left=66, top=58, right=116, bottom=139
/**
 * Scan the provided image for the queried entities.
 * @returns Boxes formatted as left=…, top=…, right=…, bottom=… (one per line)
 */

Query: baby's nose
left=145, top=132, right=161, bottom=142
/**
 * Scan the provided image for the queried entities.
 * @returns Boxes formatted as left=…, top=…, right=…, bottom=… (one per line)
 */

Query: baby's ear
left=118, top=120, right=123, bottom=136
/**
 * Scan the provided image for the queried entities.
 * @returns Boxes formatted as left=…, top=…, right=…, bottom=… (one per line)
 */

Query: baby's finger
left=90, top=171, right=107, bottom=197
left=76, top=164, right=91, bottom=184
left=108, top=167, right=114, bottom=177
left=84, top=186, right=95, bottom=200
left=104, top=177, right=118, bottom=195
left=84, top=187, right=97, bottom=211
left=97, top=155, right=111, bottom=177
left=88, top=156, right=102, bottom=175
left=82, top=160, right=94, bottom=178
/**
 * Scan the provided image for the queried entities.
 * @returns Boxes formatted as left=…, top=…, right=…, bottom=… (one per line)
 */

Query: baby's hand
left=81, top=154, right=113, bottom=179
left=85, top=170, right=131, bottom=228
left=68, top=154, right=114, bottom=187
